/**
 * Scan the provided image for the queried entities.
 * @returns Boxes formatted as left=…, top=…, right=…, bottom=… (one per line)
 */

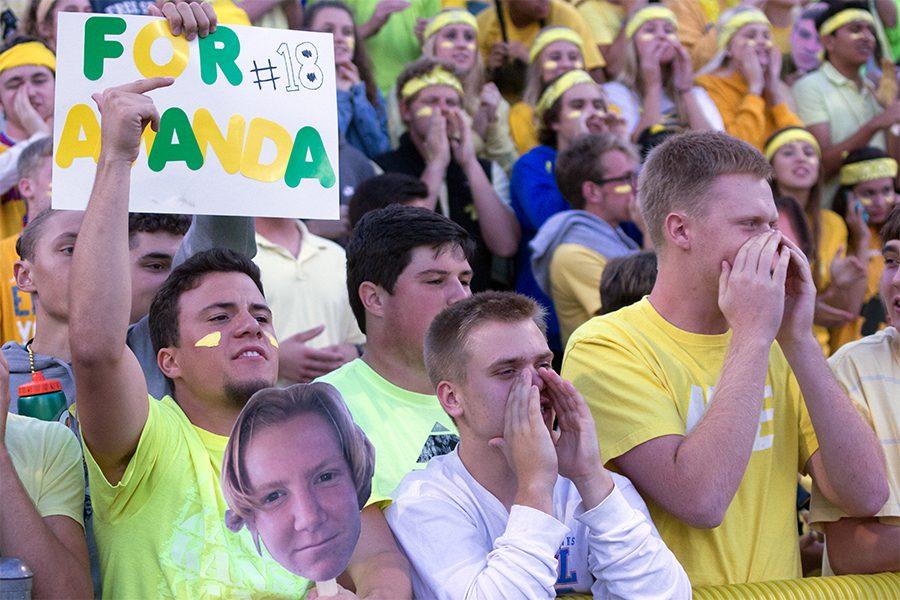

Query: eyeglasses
left=595, top=172, right=637, bottom=187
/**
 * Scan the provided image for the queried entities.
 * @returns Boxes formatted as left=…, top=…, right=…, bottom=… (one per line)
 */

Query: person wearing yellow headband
left=399, top=8, right=518, bottom=173
left=22, top=0, right=90, bottom=52
left=793, top=1, right=898, bottom=204
left=829, top=147, right=897, bottom=342
left=378, top=57, right=520, bottom=292
left=695, top=7, right=802, bottom=151
left=509, top=70, right=623, bottom=353
left=766, top=127, right=870, bottom=356
left=604, top=6, right=722, bottom=142
left=509, top=26, right=586, bottom=154
left=303, top=1, right=389, bottom=160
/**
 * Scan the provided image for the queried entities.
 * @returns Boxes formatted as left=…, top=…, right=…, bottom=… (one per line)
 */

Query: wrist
left=572, top=471, right=614, bottom=510
left=515, top=479, right=555, bottom=513
left=730, top=330, right=775, bottom=352
left=779, top=332, right=820, bottom=357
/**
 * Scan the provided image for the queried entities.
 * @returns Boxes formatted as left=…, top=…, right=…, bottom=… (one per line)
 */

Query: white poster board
left=52, top=13, right=339, bottom=219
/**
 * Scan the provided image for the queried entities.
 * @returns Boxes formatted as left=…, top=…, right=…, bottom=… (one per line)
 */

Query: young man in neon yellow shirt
left=562, top=130, right=889, bottom=586
left=810, top=205, right=900, bottom=575
left=69, top=6, right=408, bottom=598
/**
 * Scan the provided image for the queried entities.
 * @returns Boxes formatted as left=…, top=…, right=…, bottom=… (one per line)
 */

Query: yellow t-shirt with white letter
left=562, top=298, right=819, bottom=587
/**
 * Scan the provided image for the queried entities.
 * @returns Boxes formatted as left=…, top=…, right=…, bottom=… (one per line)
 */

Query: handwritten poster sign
left=52, top=13, right=339, bottom=219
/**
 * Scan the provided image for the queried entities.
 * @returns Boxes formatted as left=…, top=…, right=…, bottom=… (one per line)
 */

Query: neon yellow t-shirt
left=562, top=298, right=819, bottom=587
left=813, top=209, right=849, bottom=355
left=83, top=395, right=308, bottom=599
left=549, top=243, right=608, bottom=345
left=575, top=0, right=625, bottom=46
left=7, top=413, right=84, bottom=525
left=318, top=359, right=459, bottom=503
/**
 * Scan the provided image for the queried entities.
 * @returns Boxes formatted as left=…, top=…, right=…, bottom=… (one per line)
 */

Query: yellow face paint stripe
left=266, top=333, right=280, bottom=348
left=195, top=331, right=222, bottom=347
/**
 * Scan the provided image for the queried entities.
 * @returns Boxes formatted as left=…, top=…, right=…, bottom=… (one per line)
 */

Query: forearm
left=825, top=518, right=900, bottom=574
left=0, top=451, right=91, bottom=599
left=682, top=89, right=717, bottom=131
left=822, top=121, right=880, bottom=176
left=601, top=29, right=630, bottom=79
left=419, top=161, right=445, bottom=211
left=347, top=505, right=413, bottom=599
left=820, top=280, right=866, bottom=314
left=70, top=158, right=133, bottom=364
left=785, top=337, right=889, bottom=515
left=581, top=486, right=691, bottom=599
left=462, top=160, right=520, bottom=256
left=631, top=86, right=663, bottom=142
left=235, top=0, right=282, bottom=22
left=670, top=337, right=771, bottom=523
left=471, top=106, right=491, bottom=140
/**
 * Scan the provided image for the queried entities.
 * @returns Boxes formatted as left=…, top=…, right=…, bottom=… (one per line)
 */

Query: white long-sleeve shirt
left=385, top=449, right=691, bottom=599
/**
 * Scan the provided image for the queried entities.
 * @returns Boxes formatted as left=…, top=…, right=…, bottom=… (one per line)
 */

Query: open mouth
left=232, top=345, right=267, bottom=361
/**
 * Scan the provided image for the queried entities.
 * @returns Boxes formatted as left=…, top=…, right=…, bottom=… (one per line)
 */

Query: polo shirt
left=253, top=221, right=364, bottom=385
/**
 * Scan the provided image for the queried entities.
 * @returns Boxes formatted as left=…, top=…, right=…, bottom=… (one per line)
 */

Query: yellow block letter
left=193, top=109, right=246, bottom=174
left=133, top=20, right=189, bottom=79
left=55, top=104, right=100, bottom=168
left=240, top=118, right=292, bottom=182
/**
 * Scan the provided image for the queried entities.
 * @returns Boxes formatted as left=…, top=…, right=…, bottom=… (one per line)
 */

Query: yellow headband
left=840, top=157, right=898, bottom=186
left=764, top=129, right=821, bottom=161
left=400, top=66, right=463, bottom=101
left=717, top=9, right=770, bottom=51
left=536, top=69, right=595, bottom=118
left=0, top=41, right=56, bottom=73
left=529, top=27, right=584, bottom=63
left=818, top=8, right=875, bottom=37
left=625, top=6, right=678, bottom=39
left=424, top=9, right=478, bottom=41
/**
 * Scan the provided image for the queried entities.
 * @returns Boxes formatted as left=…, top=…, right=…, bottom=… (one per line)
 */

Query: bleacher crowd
left=0, top=0, right=898, bottom=598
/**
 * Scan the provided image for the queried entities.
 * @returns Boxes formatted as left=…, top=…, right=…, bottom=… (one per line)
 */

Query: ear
left=358, top=281, right=386, bottom=320
left=157, top=347, right=182, bottom=381
left=820, top=34, right=836, bottom=55
left=664, top=212, right=692, bottom=251
left=17, top=177, right=33, bottom=201
left=581, top=180, right=602, bottom=209
left=13, top=260, right=35, bottom=294
left=436, top=380, right=465, bottom=422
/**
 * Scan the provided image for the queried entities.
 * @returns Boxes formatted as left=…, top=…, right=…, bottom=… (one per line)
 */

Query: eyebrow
left=200, top=302, right=272, bottom=314
left=488, top=351, right=554, bottom=370
left=140, top=252, right=174, bottom=261
left=252, top=458, right=343, bottom=489
left=415, top=268, right=473, bottom=277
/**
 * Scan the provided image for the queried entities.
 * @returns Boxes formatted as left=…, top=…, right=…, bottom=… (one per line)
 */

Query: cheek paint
left=439, top=40, right=454, bottom=49
left=266, top=333, right=279, bottom=348
left=638, top=33, right=655, bottom=41
left=746, top=40, right=757, bottom=47
left=543, top=60, right=558, bottom=71
left=347, top=37, right=355, bottom=53
left=416, top=106, right=434, bottom=117
left=466, top=42, right=476, bottom=51
left=763, top=40, right=773, bottom=48
left=195, top=332, right=221, bottom=347
left=566, top=110, right=583, bottom=120
left=667, top=33, right=678, bottom=42
left=848, top=31, right=866, bottom=40
left=573, top=60, right=584, bottom=70
left=613, top=184, right=633, bottom=194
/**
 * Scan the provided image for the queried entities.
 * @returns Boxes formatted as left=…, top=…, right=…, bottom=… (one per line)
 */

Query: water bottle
left=0, top=558, right=32, bottom=600
left=17, top=372, right=66, bottom=422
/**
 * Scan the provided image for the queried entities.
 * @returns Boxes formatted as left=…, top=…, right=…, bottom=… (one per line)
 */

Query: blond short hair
left=424, top=291, right=546, bottom=387
left=221, top=383, right=375, bottom=547
left=639, top=131, right=772, bottom=248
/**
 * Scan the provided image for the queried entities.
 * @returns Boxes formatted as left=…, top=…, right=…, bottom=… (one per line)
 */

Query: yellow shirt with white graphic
left=562, top=298, right=819, bottom=587
left=0, top=234, right=34, bottom=345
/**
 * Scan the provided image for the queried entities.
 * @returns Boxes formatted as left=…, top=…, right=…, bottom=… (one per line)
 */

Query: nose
left=445, top=279, right=471, bottom=305
left=291, top=490, right=327, bottom=533
left=232, top=309, right=263, bottom=338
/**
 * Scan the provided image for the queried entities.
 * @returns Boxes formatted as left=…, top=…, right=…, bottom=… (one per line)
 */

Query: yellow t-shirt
left=318, top=359, right=459, bottom=503
left=575, top=0, right=625, bottom=46
left=211, top=0, right=251, bottom=26
left=477, top=0, right=606, bottom=70
left=0, top=145, right=26, bottom=240
left=0, top=233, right=34, bottom=345
left=562, top=298, right=819, bottom=587
left=812, top=327, right=900, bottom=528
left=509, top=101, right=539, bottom=155
left=812, top=209, right=849, bottom=355
left=7, top=413, right=84, bottom=525
left=83, top=395, right=309, bottom=598
left=549, top=243, right=607, bottom=345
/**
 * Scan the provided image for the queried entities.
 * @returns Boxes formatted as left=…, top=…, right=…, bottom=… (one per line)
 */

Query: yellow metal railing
left=562, top=571, right=900, bottom=599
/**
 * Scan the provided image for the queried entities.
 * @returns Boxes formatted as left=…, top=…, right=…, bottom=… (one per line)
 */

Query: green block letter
left=83, top=16, right=126, bottom=81
left=148, top=107, right=204, bottom=172
left=199, top=26, right=243, bottom=86
left=284, top=127, right=335, bottom=189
